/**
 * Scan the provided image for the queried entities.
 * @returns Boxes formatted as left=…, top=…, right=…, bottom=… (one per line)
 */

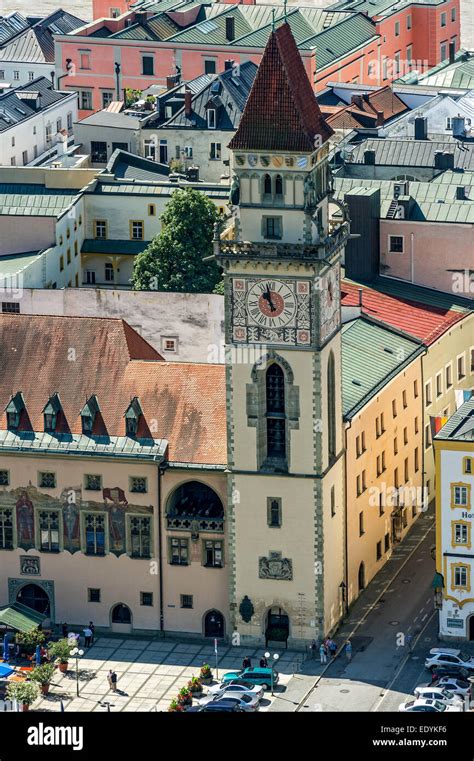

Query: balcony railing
left=166, top=515, right=224, bottom=533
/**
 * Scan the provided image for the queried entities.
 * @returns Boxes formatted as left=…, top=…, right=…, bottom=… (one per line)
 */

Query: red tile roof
left=229, top=22, right=333, bottom=152
left=341, top=280, right=467, bottom=345
left=324, top=86, right=407, bottom=130
left=0, top=315, right=226, bottom=465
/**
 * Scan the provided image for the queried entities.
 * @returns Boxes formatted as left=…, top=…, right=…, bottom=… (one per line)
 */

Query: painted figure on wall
left=16, top=492, right=34, bottom=550
left=103, top=487, right=127, bottom=555
left=63, top=501, right=80, bottom=553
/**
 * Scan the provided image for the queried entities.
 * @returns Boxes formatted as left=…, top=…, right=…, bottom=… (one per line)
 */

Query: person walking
left=310, top=640, right=317, bottom=660
left=62, top=622, right=68, bottom=638
left=110, top=671, right=118, bottom=692
left=89, top=622, right=95, bottom=644
left=345, top=640, right=352, bottom=662
left=259, top=655, right=268, bottom=668
left=242, top=656, right=252, bottom=670
left=83, top=626, right=93, bottom=648
left=107, top=670, right=113, bottom=690
left=319, top=642, right=327, bottom=665
left=328, top=639, right=337, bottom=659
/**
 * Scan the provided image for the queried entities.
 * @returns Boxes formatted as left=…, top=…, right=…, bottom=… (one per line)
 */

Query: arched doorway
left=111, top=603, right=132, bottom=633
left=16, top=584, right=50, bottom=616
left=358, top=562, right=365, bottom=593
left=468, top=615, right=474, bottom=641
left=204, top=610, right=225, bottom=638
left=265, top=607, right=289, bottom=647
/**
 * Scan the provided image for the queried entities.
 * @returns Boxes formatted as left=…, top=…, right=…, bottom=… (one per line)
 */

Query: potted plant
left=187, top=676, right=202, bottom=695
left=178, top=686, right=192, bottom=706
left=15, top=628, right=45, bottom=656
left=168, top=698, right=184, bottom=712
left=30, top=663, right=56, bottom=695
left=6, top=680, right=39, bottom=712
left=48, top=639, right=71, bottom=673
left=199, top=664, right=213, bottom=685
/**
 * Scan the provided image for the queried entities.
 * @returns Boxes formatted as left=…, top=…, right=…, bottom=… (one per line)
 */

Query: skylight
left=198, top=21, right=218, bottom=34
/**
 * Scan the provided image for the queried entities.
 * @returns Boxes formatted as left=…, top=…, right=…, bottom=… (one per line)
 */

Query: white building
left=434, top=397, right=474, bottom=641
left=0, top=10, right=84, bottom=88
left=0, top=77, right=78, bottom=167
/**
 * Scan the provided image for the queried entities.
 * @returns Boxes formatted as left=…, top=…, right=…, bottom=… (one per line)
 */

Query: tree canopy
left=131, top=188, right=222, bottom=293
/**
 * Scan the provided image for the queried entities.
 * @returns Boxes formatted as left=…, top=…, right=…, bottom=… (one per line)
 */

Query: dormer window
left=124, top=397, right=143, bottom=437
left=42, top=393, right=62, bottom=433
left=207, top=109, right=216, bottom=129
left=5, top=392, right=25, bottom=431
left=80, top=395, right=100, bottom=435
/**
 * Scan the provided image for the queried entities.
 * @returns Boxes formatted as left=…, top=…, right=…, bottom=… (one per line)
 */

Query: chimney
left=414, top=116, right=428, bottom=140
left=449, top=41, right=456, bottom=64
left=443, top=152, right=455, bottom=170
left=358, top=288, right=363, bottom=307
left=166, top=75, right=176, bottom=90
left=351, top=94, right=363, bottom=109
left=434, top=151, right=445, bottom=170
left=225, top=16, right=235, bottom=41
left=375, top=110, right=384, bottom=127
left=184, top=88, right=192, bottom=117
left=456, top=186, right=467, bottom=200
left=364, top=149, right=376, bottom=165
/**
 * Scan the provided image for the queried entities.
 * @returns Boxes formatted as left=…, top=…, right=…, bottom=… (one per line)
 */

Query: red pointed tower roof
left=229, top=22, right=333, bottom=153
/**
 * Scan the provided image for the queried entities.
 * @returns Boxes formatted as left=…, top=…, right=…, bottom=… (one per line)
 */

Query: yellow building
left=434, top=397, right=474, bottom=641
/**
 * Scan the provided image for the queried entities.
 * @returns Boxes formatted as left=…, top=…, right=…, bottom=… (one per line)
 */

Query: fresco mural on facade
left=62, top=488, right=81, bottom=554
left=15, top=492, right=35, bottom=551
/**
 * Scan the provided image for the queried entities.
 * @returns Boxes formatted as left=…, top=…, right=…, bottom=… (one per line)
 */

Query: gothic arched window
left=263, top=173, right=272, bottom=197
left=275, top=174, right=283, bottom=197
left=266, top=364, right=286, bottom=459
left=327, top=351, right=336, bottom=462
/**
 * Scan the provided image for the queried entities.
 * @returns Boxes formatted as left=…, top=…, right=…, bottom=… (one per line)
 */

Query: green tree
left=132, top=188, right=221, bottom=293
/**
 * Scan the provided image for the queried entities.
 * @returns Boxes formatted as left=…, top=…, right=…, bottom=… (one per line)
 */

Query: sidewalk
left=269, top=507, right=436, bottom=711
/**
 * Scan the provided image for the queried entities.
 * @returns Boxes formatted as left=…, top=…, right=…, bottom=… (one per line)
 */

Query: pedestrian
left=345, top=640, right=352, bottom=662
left=242, top=655, right=252, bottom=670
left=406, top=634, right=413, bottom=654
left=83, top=626, right=93, bottom=648
left=259, top=655, right=268, bottom=668
left=89, top=621, right=95, bottom=644
left=329, top=639, right=337, bottom=659
left=319, top=643, right=327, bottom=665
left=310, top=639, right=317, bottom=660
left=107, top=669, right=113, bottom=690
left=14, top=642, right=20, bottom=664
left=62, top=622, right=68, bottom=638
left=110, top=671, right=118, bottom=692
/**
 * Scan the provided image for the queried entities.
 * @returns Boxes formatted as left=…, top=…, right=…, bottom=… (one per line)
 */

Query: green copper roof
left=341, top=316, right=422, bottom=418
left=0, top=184, right=78, bottom=216
left=0, top=602, right=46, bottom=633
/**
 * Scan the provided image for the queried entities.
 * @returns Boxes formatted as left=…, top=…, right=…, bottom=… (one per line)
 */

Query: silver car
left=413, top=686, right=464, bottom=708
left=199, top=691, right=260, bottom=711
left=207, top=682, right=264, bottom=700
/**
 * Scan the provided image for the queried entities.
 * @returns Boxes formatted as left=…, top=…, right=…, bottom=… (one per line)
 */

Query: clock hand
left=263, top=286, right=276, bottom=312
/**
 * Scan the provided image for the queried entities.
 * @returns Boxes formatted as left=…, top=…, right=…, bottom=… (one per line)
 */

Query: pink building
left=56, top=1, right=460, bottom=119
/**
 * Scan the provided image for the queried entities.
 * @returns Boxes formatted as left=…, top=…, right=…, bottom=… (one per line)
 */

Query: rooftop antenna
left=271, top=8, right=275, bottom=32
left=283, top=0, right=288, bottom=21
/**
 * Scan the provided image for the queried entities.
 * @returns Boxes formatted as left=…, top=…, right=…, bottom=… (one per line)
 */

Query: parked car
left=207, top=682, right=265, bottom=699
left=430, top=665, right=470, bottom=682
left=399, top=698, right=463, bottom=713
left=199, top=691, right=259, bottom=711
left=222, top=668, right=279, bottom=689
left=425, top=648, right=474, bottom=672
left=413, top=686, right=464, bottom=707
left=430, top=677, right=472, bottom=697
left=199, top=698, right=246, bottom=712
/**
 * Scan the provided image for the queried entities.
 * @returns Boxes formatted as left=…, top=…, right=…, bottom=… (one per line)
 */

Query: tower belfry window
left=266, top=364, right=286, bottom=459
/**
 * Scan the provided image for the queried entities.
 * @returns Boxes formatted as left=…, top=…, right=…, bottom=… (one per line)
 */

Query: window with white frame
left=207, top=109, right=216, bottom=129
left=210, top=142, right=221, bottom=160
left=457, top=353, right=465, bottom=380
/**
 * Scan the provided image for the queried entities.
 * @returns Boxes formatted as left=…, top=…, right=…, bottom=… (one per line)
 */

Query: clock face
left=246, top=280, right=297, bottom=329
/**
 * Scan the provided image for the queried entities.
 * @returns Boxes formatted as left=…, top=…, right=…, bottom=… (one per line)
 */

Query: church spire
left=229, top=22, right=333, bottom=154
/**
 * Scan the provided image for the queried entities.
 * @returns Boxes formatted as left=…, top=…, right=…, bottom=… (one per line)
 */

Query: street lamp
left=264, top=651, right=279, bottom=696
left=69, top=647, right=84, bottom=698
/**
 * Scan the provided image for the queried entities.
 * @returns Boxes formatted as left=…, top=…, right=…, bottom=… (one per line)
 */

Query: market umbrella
left=0, top=663, right=14, bottom=678
left=2, top=633, right=10, bottom=662
left=35, top=644, right=41, bottom=666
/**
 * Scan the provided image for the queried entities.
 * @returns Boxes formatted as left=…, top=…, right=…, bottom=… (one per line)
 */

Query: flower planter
left=58, top=662, right=68, bottom=673
left=40, top=683, right=50, bottom=696
left=200, top=677, right=212, bottom=686
left=22, top=703, right=30, bottom=712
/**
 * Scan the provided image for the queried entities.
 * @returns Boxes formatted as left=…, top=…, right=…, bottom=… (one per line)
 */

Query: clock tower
left=215, top=22, right=350, bottom=647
